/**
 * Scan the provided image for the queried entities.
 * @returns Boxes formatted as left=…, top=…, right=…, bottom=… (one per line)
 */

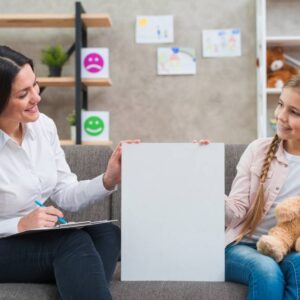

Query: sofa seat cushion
left=0, top=283, right=57, bottom=300
left=111, top=263, right=247, bottom=300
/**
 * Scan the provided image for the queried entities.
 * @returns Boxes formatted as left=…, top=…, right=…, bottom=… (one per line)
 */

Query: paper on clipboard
left=14, top=219, right=118, bottom=236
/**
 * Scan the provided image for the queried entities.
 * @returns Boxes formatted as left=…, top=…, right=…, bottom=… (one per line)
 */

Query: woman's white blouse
left=0, top=113, right=112, bottom=238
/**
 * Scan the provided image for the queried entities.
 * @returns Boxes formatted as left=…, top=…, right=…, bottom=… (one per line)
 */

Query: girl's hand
left=17, top=206, right=64, bottom=232
left=192, top=139, right=211, bottom=145
left=103, top=139, right=141, bottom=190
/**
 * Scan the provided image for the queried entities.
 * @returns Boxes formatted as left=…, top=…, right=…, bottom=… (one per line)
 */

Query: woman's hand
left=103, top=139, right=140, bottom=190
left=193, top=139, right=211, bottom=145
left=17, top=206, right=64, bottom=232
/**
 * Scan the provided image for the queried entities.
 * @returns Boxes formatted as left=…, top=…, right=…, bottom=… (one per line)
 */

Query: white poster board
left=121, top=143, right=224, bottom=281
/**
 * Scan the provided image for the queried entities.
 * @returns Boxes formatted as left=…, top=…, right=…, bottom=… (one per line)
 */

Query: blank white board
left=121, top=143, right=224, bottom=281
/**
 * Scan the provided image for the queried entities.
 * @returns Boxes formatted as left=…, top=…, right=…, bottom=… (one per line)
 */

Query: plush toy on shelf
left=257, top=196, right=300, bottom=262
left=267, top=47, right=299, bottom=89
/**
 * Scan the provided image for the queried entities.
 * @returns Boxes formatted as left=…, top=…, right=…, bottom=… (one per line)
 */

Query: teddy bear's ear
left=275, top=47, right=284, bottom=54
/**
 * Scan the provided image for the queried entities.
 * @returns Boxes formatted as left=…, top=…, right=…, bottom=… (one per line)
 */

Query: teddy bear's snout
left=271, top=60, right=284, bottom=71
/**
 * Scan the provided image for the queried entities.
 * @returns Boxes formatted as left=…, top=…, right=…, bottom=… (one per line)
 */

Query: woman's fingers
left=121, top=139, right=141, bottom=144
left=111, top=139, right=141, bottom=159
left=193, top=139, right=211, bottom=145
left=120, top=139, right=141, bottom=148
left=36, top=206, right=63, bottom=226
left=43, top=213, right=59, bottom=223
left=44, top=206, right=64, bottom=218
left=43, top=221, right=57, bottom=228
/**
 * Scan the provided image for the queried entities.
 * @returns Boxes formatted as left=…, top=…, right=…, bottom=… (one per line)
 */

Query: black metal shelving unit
left=75, top=1, right=87, bottom=144
left=0, top=2, right=112, bottom=144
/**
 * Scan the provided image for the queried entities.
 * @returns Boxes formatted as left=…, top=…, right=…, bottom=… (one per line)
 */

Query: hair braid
left=235, top=134, right=281, bottom=242
left=260, top=135, right=280, bottom=183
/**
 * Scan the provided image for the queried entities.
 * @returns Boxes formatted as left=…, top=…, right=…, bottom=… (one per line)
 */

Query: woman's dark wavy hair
left=0, top=46, right=33, bottom=114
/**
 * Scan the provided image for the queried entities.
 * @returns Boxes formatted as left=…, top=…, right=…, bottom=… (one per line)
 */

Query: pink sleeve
left=225, top=141, right=256, bottom=228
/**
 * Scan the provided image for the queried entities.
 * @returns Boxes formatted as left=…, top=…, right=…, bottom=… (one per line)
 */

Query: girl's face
left=275, top=87, right=300, bottom=141
left=0, top=64, right=41, bottom=124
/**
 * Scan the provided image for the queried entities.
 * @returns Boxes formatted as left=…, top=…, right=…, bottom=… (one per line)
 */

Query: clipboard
left=13, top=219, right=118, bottom=236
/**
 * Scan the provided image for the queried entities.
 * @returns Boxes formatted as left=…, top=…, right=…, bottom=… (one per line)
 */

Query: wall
left=266, top=0, right=300, bottom=133
left=0, top=0, right=257, bottom=144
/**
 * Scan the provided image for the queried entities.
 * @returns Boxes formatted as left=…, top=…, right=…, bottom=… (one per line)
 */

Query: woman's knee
left=109, top=224, right=121, bottom=245
left=85, top=223, right=121, bottom=247
left=56, top=229, right=96, bottom=257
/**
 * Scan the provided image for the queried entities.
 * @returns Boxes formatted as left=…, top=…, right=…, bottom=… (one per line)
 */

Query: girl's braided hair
left=236, top=134, right=281, bottom=242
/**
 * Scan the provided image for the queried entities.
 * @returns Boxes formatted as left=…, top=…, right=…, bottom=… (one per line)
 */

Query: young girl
left=0, top=45, right=139, bottom=300
left=225, top=75, right=300, bottom=299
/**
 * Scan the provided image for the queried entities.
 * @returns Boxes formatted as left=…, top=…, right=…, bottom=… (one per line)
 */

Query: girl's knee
left=281, top=252, right=300, bottom=280
left=251, top=257, right=284, bottom=286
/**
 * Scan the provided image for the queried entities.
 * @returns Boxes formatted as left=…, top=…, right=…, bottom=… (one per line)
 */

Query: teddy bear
left=267, top=47, right=299, bottom=89
left=257, top=196, right=300, bottom=262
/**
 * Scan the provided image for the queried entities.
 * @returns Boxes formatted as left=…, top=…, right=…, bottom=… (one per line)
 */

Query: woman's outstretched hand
left=103, top=139, right=141, bottom=190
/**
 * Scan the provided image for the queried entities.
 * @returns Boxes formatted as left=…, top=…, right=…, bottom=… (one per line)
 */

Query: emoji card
left=81, top=48, right=109, bottom=78
left=81, top=111, right=109, bottom=142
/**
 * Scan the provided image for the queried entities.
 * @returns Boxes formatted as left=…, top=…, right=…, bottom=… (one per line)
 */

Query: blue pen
left=35, top=200, right=68, bottom=224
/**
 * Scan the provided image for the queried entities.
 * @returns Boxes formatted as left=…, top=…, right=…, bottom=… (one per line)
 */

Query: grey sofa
left=0, top=144, right=248, bottom=300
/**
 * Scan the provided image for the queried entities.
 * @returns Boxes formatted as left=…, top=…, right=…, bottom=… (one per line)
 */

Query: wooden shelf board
left=267, top=88, right=282, bottom=95
left=83, top=78, right=112, bottom=87
left=267, top=36, right=300, bottom=46
left=82, top=14, right=111, bottom=27
left=60, top=139, right=112, bottom=146
left=0, top=13, right=111, bottom=28
left=60, top=139, right=75, bottom=145
left=82, top=141, right=113, bottom=145
left=37, top=77, right=112, bottom=87
left=38, top=77, right=75, bottom=87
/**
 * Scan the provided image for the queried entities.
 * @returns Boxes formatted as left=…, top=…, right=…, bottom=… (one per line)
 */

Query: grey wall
left=0, top=0, right=257, bottom=144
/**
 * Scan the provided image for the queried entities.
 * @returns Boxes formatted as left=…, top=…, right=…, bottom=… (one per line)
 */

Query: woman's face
left=275, top=87, right=300, bottom=141
left=0, top=64, right=41, bottom=124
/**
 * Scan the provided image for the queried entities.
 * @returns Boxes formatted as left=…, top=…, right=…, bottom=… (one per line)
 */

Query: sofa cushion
left=0, top=264, right=248, bottom=300
left=111, top=281, right=247, bottom=300
left=110, top=263, right=247, bottom=300
left=224, top=144, right=247, bottom=195
left=46, top=145, right=114, bottom=222
left=0, top=283, right=57, bottom=300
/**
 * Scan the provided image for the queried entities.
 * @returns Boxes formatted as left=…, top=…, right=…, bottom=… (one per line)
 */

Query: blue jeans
left=0, top=223, right=121, bottom=300
left=226, top=242, right=300, bottom=300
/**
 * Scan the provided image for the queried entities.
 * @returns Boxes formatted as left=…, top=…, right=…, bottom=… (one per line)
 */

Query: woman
left=225, top=75, right=300, bottom=299
left=0, top=45, right=138, bottom=300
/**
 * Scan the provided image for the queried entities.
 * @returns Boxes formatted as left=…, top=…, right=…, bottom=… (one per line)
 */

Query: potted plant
left=41, top=45, right=68, bottom=77
left=67, top=111, right=76, bottom=142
